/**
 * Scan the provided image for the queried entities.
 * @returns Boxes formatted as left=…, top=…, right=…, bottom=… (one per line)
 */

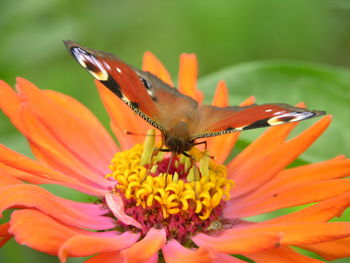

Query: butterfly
left=64, top=41, right=325, bottom=156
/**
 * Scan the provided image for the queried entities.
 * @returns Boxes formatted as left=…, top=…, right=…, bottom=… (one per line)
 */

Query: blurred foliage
left=1, top=0, right=350, bottom=262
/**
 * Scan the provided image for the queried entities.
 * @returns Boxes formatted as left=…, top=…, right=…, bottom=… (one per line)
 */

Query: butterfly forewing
left=64, top=40, right=165, bottom=131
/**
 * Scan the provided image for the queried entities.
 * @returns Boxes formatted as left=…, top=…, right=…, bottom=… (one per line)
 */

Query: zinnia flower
left=1, top=51, right=350, bottom=263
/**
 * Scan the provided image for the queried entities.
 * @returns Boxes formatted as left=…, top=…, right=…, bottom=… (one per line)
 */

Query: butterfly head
left=163, top=121, right=194, bottom=154
left=164, top=136, right=194, bottom=155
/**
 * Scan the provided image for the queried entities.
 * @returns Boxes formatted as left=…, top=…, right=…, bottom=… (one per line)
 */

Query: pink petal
left=105, top=192, right=142, bottom=229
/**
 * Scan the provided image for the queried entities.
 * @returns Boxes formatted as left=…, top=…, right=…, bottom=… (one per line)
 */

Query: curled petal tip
left=105, top=192, right=142, bottom=229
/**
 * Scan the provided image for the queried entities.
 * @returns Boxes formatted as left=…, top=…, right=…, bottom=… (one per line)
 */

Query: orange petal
left=260, top=191, right=350, bottom=225
left=1, top=160, right=73, bottom=187
left=58, top=232, right=140, bottom=263
left=0, top=145, right=106, bottom=197
left=247, top=246, right=325, bottom=263
left=120, top=228, right=166, bottom=263
left=162, top=239, right=214, bottom=263
left=207, top=81, right=255, bottom=163
left=18, top=106, right=113, bottom=189
left=241, top=158, right=350, bottom=201
left=178, top=54, right=203, bottom=103
left=96, top=81, right=154, bottom=149
left=300, top=236, right=350, bottom=260
left=142, top=253, right=159, bottom=263
left=0, top=80, right=26, bottom=131
left=0, top=223, right=11, bottom=247
left=86, top=253, right=159, bottom=263
left=16, top=78, right=116, bottom=172
left=226, top=178, right=350, bottom=217
left=142, top=51, right=173, bottom=86
left=228, top=115, right=332, bottom=198
left=83, top=252, right=122, bottom=263
left=9, top=209, right=91, bottom=255
left=211, top=81, right=229, bottom=107
left=213, top=253, right=248, bottom=263
left=226, top=157, right=350, bottom=217
left=192, top=232, right=281, bottom=254
left=0, top=165, right=23, bottom=186
left=44, top=89, right=117, bottom=153
left=1, top=78, right=117, bottom=177
left=227, top=122, right=298, bottom=181
left=0, top=184, right=114, bottom=230
left=218, top=221, right=350, bottom=246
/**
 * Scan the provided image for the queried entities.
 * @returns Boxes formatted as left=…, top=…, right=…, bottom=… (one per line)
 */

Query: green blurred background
left=1, top=0, right=350, bottom=262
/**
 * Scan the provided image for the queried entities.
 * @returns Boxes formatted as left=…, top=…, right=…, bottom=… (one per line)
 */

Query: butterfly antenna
left=124, top=130, right=161, bottom=137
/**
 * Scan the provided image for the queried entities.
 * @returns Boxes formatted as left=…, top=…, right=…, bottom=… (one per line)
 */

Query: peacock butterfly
left=64, top=41, right=325, bottom=155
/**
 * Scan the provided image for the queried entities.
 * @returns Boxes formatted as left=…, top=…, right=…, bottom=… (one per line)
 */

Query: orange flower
left=1, top=52, right=350, bottom=263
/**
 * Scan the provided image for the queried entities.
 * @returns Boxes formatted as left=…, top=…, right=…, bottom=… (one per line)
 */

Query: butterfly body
left=163, top=121, right=194, bottom=154
left=65, top=41, right=325, bottom=155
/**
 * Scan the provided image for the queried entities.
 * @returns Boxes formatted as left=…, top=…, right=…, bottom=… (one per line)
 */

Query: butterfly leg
left=192, top=141, right=216, bottom=160
left=156, top=148, right=171, bottom=152
left=182, top=151, right=194, bottom=159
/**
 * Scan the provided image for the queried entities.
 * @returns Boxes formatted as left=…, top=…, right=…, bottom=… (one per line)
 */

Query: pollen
left=106, top=129, right=235, bottom=240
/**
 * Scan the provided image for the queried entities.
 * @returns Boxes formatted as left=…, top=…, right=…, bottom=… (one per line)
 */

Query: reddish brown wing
left=64, top=40, right=198, bottom=133
left=191, top=103, right=325, bottom=139
left=131, top=69, right=200, bottom=130
left=65, top=41, right=326, bottom=144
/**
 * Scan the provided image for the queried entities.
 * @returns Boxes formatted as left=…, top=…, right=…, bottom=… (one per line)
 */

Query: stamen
left=106, top=129, right=235, bottom=240
left=140, top=129, right=155, bottom=165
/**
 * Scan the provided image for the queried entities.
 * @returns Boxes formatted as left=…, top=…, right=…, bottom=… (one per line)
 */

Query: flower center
left=106, top=130, right=234, bottom=242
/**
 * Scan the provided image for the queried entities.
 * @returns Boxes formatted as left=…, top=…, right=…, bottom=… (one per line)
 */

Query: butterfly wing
left=65, top=41, right=326, bottom=145
left=131, top=69, right=200, bottom=129
left=65, top=41, right=199, bottom=134
left=191, top=103, right=325, bottom=139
